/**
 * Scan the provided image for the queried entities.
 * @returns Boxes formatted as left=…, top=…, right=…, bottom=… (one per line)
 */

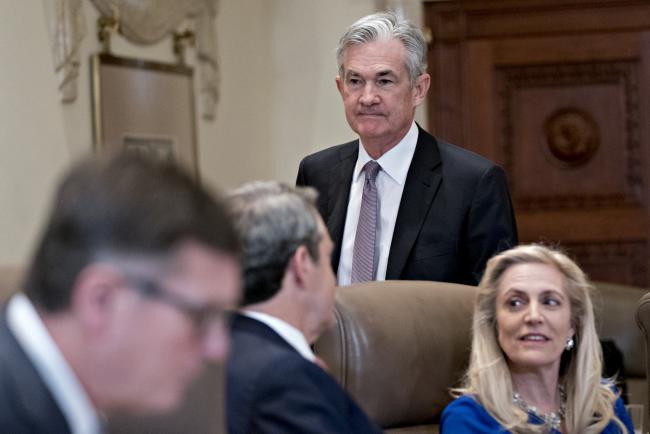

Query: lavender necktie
left=351, top=160, right=381, bottom=283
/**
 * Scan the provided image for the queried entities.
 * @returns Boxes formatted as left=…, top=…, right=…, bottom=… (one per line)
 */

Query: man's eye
left=348, top=78, right=361, bottom=86
left=378, top=79, right=393, bottom=86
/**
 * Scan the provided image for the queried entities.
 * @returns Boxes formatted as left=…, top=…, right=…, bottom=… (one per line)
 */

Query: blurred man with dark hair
left=226, top=181, right=381, bottom=433
left=0, top=153, right=241, bottom=433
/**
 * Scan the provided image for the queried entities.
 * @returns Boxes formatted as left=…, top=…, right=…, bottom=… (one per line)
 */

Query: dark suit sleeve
left=465, top=165, right=518, bottom=283
left=296, top=158, right=307, bottom=186
left=252, top=357, right=381, bottom=434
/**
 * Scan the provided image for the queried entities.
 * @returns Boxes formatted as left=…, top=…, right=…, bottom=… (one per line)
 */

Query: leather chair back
left=314, top=281, right=476, bottom=433
left=594, top=282, right=646, bottom=406
left=634, top=289, right=650, bottom=428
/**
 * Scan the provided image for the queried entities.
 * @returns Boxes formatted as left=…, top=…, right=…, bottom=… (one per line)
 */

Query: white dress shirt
left=241, top=310, right=316, bottom=362
left=337, top=121, right=418, bottom=285
left=7, top=293, right=101, bottom=434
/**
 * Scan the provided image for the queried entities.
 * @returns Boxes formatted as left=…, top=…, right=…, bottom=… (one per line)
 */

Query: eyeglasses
left=125, top=276, right=231, bottom=333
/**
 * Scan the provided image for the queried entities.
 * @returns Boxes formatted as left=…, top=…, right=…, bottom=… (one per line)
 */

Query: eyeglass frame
left=124, top=275, right=232, bottom=333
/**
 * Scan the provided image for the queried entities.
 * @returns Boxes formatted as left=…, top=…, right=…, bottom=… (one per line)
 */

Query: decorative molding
left=430, top=10, right=465, bottom=43
left=497, top=60, right=643, bottom=210
left=543, top=107, right=599, bottom=168
left=50, top=0, right=219, bottom=119
left=91, top=0, right=219, bottom=120
left=515, top=194, right=629, bottom=211
left=563, top=240, right=647, bottom=287
left=425, top=1, right=650, bottom=40
left=193, top=3, right=219, bottom=120
left=89, top=0, right=208, bottom=44
left=50, top=0, right=87, bottom=103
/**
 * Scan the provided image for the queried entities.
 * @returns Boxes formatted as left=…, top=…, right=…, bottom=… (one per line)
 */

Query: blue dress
left=441, top=394, right=634, bottom=433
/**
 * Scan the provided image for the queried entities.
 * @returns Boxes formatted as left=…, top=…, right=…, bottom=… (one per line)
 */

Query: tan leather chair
left=634, top=289, right=650, bottom=430
left=594, top=282, right=646, bottom=407
left=314, top=281, right=477, bottom=433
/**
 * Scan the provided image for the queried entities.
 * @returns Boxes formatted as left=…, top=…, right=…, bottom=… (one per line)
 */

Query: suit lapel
left=326, top=142, right=358, bottom=271
left=0, top=314, right=71, bottom=432
left=386, top=128, right=442, bottom=279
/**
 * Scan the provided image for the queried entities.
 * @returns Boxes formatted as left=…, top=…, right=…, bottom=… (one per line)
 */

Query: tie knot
left=364, top=160, right=381, bottom=182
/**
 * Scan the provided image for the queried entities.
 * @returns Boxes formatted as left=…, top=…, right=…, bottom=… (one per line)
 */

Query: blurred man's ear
left=71, top=264, right=124, bottom=332
left=287, top=245, right=312, bottom=289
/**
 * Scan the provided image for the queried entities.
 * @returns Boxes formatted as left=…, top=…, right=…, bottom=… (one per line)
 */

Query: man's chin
left=352, top=124, right=387, bottom=140
left=144, top=392, right=184, bottom=415
left=144, top=381, right=192, bottom=414
left=112, top=391, right=182, bottom=416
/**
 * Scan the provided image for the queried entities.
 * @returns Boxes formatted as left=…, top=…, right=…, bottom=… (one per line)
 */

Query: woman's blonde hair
left=454, top=244, right=627, bottom=433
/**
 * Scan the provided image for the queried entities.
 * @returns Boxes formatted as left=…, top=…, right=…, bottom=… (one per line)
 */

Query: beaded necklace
left=512, top=386, right=566, bottom=432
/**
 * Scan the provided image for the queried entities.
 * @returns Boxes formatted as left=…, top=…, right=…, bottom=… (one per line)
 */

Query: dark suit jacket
left=0, top=311, right=71, bottom=433
left=296, top=126, right=518, bottom=285
left=226, top=314, right=381, bottom=434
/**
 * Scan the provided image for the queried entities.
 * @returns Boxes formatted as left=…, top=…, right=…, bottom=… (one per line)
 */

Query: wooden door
left=425, top=0, right=650, bottom=286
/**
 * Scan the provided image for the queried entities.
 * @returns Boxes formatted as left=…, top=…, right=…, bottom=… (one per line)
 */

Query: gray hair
left=336, top=11, right=428, bottom=84
left=227, top=181, right=322, bottom=306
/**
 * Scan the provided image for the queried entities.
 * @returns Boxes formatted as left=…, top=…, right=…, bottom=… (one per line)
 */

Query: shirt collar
left=241, top=310, right=316, bottom=362
left=7, top=293, right=102, bottom=434
left=354, top=121, right=419, bottom=185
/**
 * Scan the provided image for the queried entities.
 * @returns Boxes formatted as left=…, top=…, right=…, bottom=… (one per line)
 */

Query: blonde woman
left=441, top=245, right=633, bottom=433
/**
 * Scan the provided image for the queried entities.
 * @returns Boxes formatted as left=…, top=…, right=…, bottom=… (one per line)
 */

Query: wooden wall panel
left=497, top=60, right=641, bottom=209
left=425, top=0, right=650, bottom=286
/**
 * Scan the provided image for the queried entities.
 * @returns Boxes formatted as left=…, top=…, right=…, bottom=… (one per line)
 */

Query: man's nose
left=359, top=83, right=378, bottom=105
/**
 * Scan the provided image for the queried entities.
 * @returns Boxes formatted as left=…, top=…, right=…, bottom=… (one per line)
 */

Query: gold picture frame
left=91, top=53, right=198, bottom=177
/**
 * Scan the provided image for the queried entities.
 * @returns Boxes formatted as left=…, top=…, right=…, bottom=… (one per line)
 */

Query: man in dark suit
left=297, top=12, right=517, bottom=285
left=226, top=182, right=381, bottom=433
left=0, top=153, right=241, bottom=433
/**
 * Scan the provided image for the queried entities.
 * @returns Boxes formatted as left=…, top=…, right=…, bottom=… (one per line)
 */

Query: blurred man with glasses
left=0, top=153, right=240, bottom=433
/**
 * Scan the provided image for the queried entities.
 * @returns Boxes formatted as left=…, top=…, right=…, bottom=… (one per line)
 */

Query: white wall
left=0, top=1, right=71, bottom=265
left=204, top=0, right=275, bottom=189
left=266, top=0, right=374, bottom=180
left=0, top=0, right=425, bottom=266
